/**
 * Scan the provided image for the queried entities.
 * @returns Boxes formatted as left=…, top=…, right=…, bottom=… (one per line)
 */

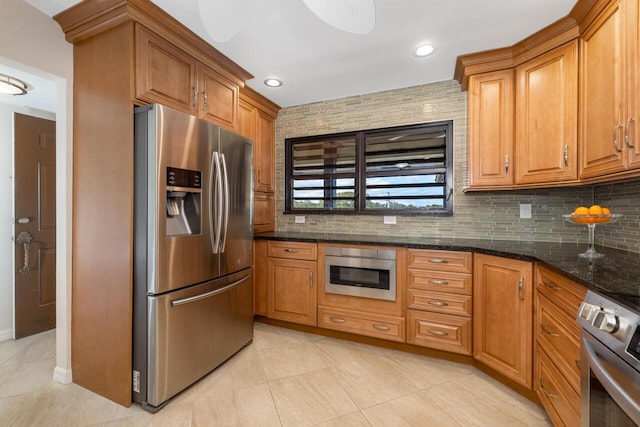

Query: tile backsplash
left=274, top=80, right=640, bottom=253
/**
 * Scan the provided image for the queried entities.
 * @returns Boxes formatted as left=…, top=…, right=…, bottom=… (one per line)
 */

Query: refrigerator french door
left=132, top=104, right=254, bottom=411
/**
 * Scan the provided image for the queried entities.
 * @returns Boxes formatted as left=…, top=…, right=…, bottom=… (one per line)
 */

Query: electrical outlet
left=294, top=215, right=305, bottom=224
left=520, top=203, right=532, bottom=219
left=383, top=216, right=397, bottom=225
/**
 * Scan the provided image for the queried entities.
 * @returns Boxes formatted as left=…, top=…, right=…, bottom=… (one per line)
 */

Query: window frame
left=284, top=120, right=453, bottom=215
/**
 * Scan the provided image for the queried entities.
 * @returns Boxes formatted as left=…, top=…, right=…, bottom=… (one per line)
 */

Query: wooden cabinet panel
left=536, top=345, right=580, bottom=427
left=135, top=25, right=198, bottom=115
left=580, top=1, right=626, bottom=178
left=537, top=266, right=586, bottom=319
left=268, top=241, right=317, bottom=260
left=468, top=70, right=514, bottom=188
left=267, top=258, right=317, bottom=326
left=255, top=109, right=275, bottom=193
left=407, top=269, right=472, bottom=295
left=407, top=289, right=472, bottom=317
left=318, top=306, right=405, bottom=342
left=254, top=192, right=275, bottom=233
left=407, top=310, right=472, bottom=355
left=473, top=254, right=533, bottom=388
left=198, top=64, right=238, bottom=130
left=237, top=99, right=255, bottom=139
left=407, top=249, right=472, bottom=274
left=515, top=40, right=578, bottom=184
left=254, top=240, right=268, bottom=316
left=536, top=293, right=581, bottom=394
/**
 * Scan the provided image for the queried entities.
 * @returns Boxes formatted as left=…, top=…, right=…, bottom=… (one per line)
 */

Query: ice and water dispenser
left=165, top=166, right=202, bottom=236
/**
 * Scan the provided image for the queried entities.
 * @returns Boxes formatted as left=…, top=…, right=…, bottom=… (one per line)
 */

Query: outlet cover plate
left=294, top=215, right=306, bottom=224
left=520, top=203, right=532, bottom=219
left=383, top=216, right=397, bottom=225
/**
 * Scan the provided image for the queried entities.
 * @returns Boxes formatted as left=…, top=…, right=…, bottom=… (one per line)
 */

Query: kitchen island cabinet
left=473, top=253, right=533, bottom=388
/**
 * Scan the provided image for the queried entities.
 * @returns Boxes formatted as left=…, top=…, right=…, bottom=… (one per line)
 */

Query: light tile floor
left=0, top=324, right=552, bottom=426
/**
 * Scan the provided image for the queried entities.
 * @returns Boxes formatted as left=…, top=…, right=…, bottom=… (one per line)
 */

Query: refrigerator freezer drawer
left=146, top=268, right=253, bottom=408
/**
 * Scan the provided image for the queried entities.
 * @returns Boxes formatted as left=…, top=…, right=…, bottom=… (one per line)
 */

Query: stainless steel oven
left=577, top=291, right=640, bottom=426
left=324, top=246, right=396, bottom=301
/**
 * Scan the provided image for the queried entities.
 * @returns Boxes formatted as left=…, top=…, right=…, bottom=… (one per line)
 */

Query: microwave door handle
left=582, top=337, right=640, bottom=423
left=219, top=153, right=229, bottom=253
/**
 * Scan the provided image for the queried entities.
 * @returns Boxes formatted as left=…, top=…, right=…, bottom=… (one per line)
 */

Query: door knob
left=17, top=217, right=30, bottom=224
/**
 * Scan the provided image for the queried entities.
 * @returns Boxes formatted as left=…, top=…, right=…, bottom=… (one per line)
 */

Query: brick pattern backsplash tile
left=273, top=80, right=639, bottom=253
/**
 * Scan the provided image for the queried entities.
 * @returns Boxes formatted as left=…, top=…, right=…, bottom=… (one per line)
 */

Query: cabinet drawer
left=407, top=289, right=472, bottom=317
left=536, top=345, right=580, bottom=427
left=536, top=293, right=581, bottom=394
left=407, top=250, right=472, bottom=273
left=318, top=306, right=405, bottom=343
left=407, top=310, right=472, bottom=355
left=407, top=269, right=472, bottom=295
left=268, top=241, right=317, bottom=260
left=537, top=266, right=586, bottom=318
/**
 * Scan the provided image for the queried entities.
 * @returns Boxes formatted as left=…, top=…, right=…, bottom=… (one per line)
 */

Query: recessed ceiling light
left=414, top=44, right=434, bottom=58
left=0, top=73, right=29, bottom=95
left=264, top=78, right=283, bottom=87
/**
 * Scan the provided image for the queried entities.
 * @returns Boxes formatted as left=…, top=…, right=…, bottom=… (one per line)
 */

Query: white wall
left=0, top=0, right=73, bottom=383
left=0, top=103, right=55, bottom=340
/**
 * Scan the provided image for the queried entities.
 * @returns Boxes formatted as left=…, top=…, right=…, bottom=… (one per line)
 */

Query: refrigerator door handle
left=209, top=152, right=223, bottom=254
left=220, top=154, right=230, bottom=252
left=170, top=274, right=251, bottom=307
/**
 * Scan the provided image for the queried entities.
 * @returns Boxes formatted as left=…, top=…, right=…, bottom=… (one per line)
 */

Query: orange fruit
left=573, top=206, right=589, bottom=215
left=602, top=207, right=611, bottom=215
left=588, top=205, right=603, bottom=215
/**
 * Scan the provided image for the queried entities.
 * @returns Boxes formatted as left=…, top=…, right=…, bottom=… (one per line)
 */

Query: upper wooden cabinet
left=515, top=41, right=578, bottom=185
left=135, top=24, right=241, bottom=130
left=474, top=253, right=533, bottom=389
left=468, top=70, right=514, bottom=188
left=580, top=0, right=640, bottom=181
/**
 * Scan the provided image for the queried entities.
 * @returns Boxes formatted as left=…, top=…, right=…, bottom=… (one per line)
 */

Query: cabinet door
left=254, top=192, right=275, bottom=233
left=579, top=1, right=626, bottom=178
left=135, top=25, right=198, bottom=115
left=255, top=110, right=275, bottom=192
left=468, top=70, right=514, bottom=188
left=199, top=64, right=239, bottom=131
left=473, top=253, right=533, bottom=388
left=515, top=41, right=578, bottom=185
left=626, top=0, right=640, bottom=169
left=267, top=258, right=317, bottom=325
left=237, top=99, right=256, bottom=140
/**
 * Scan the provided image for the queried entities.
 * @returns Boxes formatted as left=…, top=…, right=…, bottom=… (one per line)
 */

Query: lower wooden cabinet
left=318, top=306, right=405, bottom=342
left=473, top=253, right=533, bottom=388
left=407, top=310, right=472, bottom=354
left=267, top=257, right=317, bottom=326
left=536, top=345, right=580, bottom=427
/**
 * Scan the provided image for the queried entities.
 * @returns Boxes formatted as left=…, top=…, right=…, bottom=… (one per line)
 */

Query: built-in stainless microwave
left=324, top=246, right=396, bottom=301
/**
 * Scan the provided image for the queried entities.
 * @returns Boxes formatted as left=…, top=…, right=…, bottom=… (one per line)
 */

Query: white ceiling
left=25, top=0, right=577, bottom=108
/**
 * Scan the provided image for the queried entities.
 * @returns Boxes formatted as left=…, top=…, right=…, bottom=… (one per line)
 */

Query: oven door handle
left=582, top=336, right=640, bottom=423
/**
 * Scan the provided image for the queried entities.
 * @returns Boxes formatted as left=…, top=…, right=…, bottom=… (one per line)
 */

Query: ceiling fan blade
left=302, top=0, right=375, bottom=35
left=198, top=0, right=257, bottom=42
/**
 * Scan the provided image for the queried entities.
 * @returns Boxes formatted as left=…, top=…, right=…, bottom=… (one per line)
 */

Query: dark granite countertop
left=256, top=232, right=640, bottom=313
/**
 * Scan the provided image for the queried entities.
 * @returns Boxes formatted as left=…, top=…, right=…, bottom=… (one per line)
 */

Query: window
left=285, top=121, right=453, bottom=215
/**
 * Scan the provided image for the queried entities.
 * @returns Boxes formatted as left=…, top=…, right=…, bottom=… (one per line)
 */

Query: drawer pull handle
left=428, top=300, right=449, bottom=307
left=372, top=324, right=390, bottom=331
left=427, top=329, right=448, bottom=337
left=541, top=324, right=559, bottom=337
left=429, top=258, right=448, bottom=264
left=309, top=272, right=313, bottom=288
left=543, top=280, right=561, bottom=291
left=518, top=277, right=525, bottom=301
left=428, top=279, right=449, bottom=286
left=284, top=248, right=299, bottom=253
left=539, top=379, right=558, bottom=398
left=575, top=359, right=581, bottom=370
left=329, top=316, right=345, bottom=323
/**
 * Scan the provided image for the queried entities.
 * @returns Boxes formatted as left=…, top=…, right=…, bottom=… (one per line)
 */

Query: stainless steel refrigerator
left=132, top=104, right=254, bottom=411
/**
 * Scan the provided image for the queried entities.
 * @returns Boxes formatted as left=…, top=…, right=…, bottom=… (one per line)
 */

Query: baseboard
left=0, top=328, right=12, bottom=342
left=53, top=366, right=72, bottom=384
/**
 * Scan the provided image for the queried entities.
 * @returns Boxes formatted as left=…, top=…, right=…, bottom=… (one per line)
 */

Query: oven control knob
left=592, top=311, right=619, bottom=333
